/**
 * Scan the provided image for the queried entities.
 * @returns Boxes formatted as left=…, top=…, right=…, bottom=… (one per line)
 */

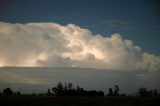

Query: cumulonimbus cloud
left=0, top=22, right=160, bottom=71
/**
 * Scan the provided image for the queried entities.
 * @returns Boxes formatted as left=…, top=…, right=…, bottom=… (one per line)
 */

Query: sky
left=0, top=0, right=160, bottom=93
left=0, top=0, right=160, bottom=54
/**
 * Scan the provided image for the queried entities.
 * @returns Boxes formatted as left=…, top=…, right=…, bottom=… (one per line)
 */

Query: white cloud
left=0, top=22, right=160, bottom=71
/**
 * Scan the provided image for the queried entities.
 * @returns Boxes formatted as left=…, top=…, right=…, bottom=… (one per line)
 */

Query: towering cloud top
left=0, top=22, right=160, bottom=71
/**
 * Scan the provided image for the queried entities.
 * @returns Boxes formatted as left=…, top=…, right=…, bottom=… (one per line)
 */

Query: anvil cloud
left=0, top=22, right=160, bottom=71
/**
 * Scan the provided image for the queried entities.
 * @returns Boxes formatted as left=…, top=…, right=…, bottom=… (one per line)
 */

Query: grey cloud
left=0, top=67, right=159, bottom=94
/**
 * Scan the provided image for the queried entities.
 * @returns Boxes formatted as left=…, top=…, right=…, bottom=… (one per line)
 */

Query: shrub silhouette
left=108, top=85, right=120, bottom=96
left=3, top=88, right=13, bottom=96
left=138, top=87, right=158, bottom=97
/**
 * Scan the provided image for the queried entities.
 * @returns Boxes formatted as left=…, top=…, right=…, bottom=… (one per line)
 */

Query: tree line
left=0, top=82, right=159, bottom=97
left=47, top=82, right=104, bottom=96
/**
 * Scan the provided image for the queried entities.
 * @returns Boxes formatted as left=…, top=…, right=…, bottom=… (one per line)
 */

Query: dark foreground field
left=0, top=96, right=160, bottom=106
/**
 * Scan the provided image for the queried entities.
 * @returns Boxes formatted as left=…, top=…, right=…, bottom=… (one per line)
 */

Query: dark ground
left=0, top=96, right=160, bottom=106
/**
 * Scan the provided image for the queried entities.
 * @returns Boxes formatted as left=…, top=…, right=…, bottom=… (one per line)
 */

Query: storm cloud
left=0, top=22, right=160, bottom=71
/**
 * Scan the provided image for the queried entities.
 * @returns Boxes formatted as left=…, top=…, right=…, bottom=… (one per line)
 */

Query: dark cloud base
left=0, top=67, right=159, bottom=94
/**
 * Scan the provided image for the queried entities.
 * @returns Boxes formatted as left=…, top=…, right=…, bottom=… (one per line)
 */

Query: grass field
left=0, top=96, right=160, bottom=106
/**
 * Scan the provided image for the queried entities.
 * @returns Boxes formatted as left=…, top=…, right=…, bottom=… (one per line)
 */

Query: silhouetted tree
left=52, top=87, right=57, bottom=96
left=68, top=83, right=73, bottom=89
left=76, top=85, right=80, bottom=90
left=138, top=88, right=159, bottom=97
left=138, top=87, right=147, bottom=96
left=51, top=82, right=104, bottom=96
left=57, top=82, right=63, bottom=90
left=114, top=85, right=119, bottom=96
left=3, top=88, right=13, bottom=96
left=47, top=88, right=52, bottom=96
left=108, top=88, right=113, bottom=96
left=64, top=82, right=67, bottom=90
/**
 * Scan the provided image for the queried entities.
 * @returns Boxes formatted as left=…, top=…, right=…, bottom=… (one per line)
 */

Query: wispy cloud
left=100, top=20, right=134, bottom=30
left=0, top=22, right=160, bottom=71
